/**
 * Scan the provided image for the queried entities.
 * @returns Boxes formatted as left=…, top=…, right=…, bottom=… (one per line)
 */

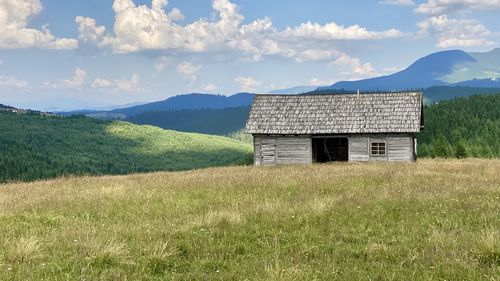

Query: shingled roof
left=245, top=92, right=423, bottom=135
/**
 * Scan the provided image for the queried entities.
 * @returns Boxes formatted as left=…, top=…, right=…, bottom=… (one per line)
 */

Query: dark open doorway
left=313, top=137, right=349, bottom=162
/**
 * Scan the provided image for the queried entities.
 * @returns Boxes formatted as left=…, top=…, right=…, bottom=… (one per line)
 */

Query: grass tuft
left=4, top=236, right=44, bottom=264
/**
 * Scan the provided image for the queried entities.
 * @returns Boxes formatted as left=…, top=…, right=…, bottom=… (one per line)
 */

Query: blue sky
left=0, top=0, right=499, bottom=110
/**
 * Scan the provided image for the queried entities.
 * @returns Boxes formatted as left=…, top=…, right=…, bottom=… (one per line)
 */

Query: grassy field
left=0, top=111, right=252, bottom=183
left=0, top=159, right=499, bottom=280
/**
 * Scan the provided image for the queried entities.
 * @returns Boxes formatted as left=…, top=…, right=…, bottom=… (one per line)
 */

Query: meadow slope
left=1, top=159, right=499, bottom=280
left=0, top=111, right=252, bottom=183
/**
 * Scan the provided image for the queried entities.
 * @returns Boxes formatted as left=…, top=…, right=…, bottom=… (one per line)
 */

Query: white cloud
left=75, top=16, right=106, bottom=45
left=63, top=67, right=87, bottom=88
left=0, top=76, right=29, bottom=89
left=0, top=0, right=78, bottom=49
left=235, top=76, right=262, bottom=92
left=154, top=56, right=170, bottom=71
left=202, top=83, right=218, bottom=92
left=176, top=61, right=202, bottom=81
left=418, top=15, right=494, bottom=48
left=329, top=53, right=377, bottom=79
left=293, top=49, right=340, bottom=63
left=114, top=74, right=140, bottom=92
left=281, top=21, right=404, bottom=41
left=167, top=8, right=185, bottom=22
left=45, top=68, right=87, bottom=89
left=76, top=0, right=405, bottom=64
left=92, top=74, right=141, bottom=92
left=416, top=0, right=500, bottom=15
left=381, top=0, right=415, bottom=5
left=91, top=78, right=113, bottom=88
left=309, top=78, right=335, bottom=86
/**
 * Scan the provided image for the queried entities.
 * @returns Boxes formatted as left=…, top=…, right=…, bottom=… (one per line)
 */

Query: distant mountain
left=308, top=86, right=500, bottom=104
left=112, top=92, right=254, bottom=117
left=269, top=86, right=321, bottom=95
left=451, top=79, right=500, bottom=88
left=322, top=50, right=476, bottom=91
left=317, top=48, right=500, bottom=93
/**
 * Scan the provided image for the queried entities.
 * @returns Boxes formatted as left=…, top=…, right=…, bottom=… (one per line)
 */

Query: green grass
left=0, top=111, right=252, bottom=183
left=0, top=159, right=498, bottom=280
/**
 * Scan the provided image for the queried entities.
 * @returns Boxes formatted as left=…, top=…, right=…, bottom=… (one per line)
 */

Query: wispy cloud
left=0, top=76, right=29, bottom=89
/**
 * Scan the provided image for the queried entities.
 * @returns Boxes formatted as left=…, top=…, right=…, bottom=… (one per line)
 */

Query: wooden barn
left=245, top=92, right=424, bottom=165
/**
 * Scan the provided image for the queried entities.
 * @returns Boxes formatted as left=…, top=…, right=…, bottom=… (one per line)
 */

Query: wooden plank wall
left=253, top=135, right=312, bottom=166
left=349, top=136, right=370, bottom=162
left=349, top=134, right=415, bottom=162
left=387, top=135, right=414, bottom=162
left=255, top=134, right=416, bottom=165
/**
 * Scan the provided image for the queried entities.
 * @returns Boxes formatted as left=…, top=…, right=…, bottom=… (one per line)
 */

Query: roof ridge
left=256, top=91, right=422, bottom=97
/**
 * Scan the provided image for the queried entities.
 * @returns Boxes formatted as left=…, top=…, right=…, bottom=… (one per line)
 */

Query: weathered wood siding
left=387, top=135, right=414, bottom=162
left=254, top=133, right=416, bottom=166
left=348, top=134, right=416, bottom=162
left=254, top=135, right=312, bottom=166
left=348, top=135, right=370, bottom=162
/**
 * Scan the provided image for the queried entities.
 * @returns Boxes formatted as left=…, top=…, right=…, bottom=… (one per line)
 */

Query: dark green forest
left=417, top=94, right=500, bottom=158
left=0, top=112, right=252, bottom=183
left=126, top=106, right=251, bottom=135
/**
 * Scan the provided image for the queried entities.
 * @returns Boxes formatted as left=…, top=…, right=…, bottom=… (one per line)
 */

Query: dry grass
left=0, top=159, right=499, bottom=280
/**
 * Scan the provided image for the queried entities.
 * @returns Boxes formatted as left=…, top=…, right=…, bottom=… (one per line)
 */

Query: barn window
left=371, top=142, right=386, bottom=156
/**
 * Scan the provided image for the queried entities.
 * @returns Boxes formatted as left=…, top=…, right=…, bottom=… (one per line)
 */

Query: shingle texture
left=245, top=92, right=423, bottom=134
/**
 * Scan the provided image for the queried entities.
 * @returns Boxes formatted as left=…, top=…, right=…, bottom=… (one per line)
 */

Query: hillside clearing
left=0, top=159, right=499, bottom=280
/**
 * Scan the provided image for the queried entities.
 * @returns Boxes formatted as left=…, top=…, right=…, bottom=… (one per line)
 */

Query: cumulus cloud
left=0, top=76, right=29, bottom=89
left=75, top=16, right=106, bottom=45
left=202, top=83, right=218, bottom=92
left=418, top=15, right=494, bottom=48
left=281, top=22, right=403, bottom=41
left=91, top=78, right=113, bottom=88
left=114, top=74, right=140, bottom=92
left=0, top=0, right=77, bottom=49
left=235, top=76, right=262, bottom=92
left=76, top=0, right=405, bottom=63
left=45, top=68, right=87, bottom=89
left=380, top=0, right=415, bottom=5
left=329, top=53, right=377, bottom=79
left=176, top=61, right=202, bottom=81
left=416, top=0, right=500, bottom=15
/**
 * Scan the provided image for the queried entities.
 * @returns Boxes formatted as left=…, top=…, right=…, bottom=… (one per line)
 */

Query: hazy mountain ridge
left=322, top=49, right=500, bottom=91
left=111, top=92, right=254, bottom=117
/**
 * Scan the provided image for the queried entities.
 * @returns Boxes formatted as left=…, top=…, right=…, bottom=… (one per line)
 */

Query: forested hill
left=0, top=104, right=16, bottom=110
left=126, top=106, right=251, bottom=135
left=0, top=111, right=252, bottom=183
left=417, top=93, right=500, bottom=158
left=112, top=92, right=254, bottom=117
